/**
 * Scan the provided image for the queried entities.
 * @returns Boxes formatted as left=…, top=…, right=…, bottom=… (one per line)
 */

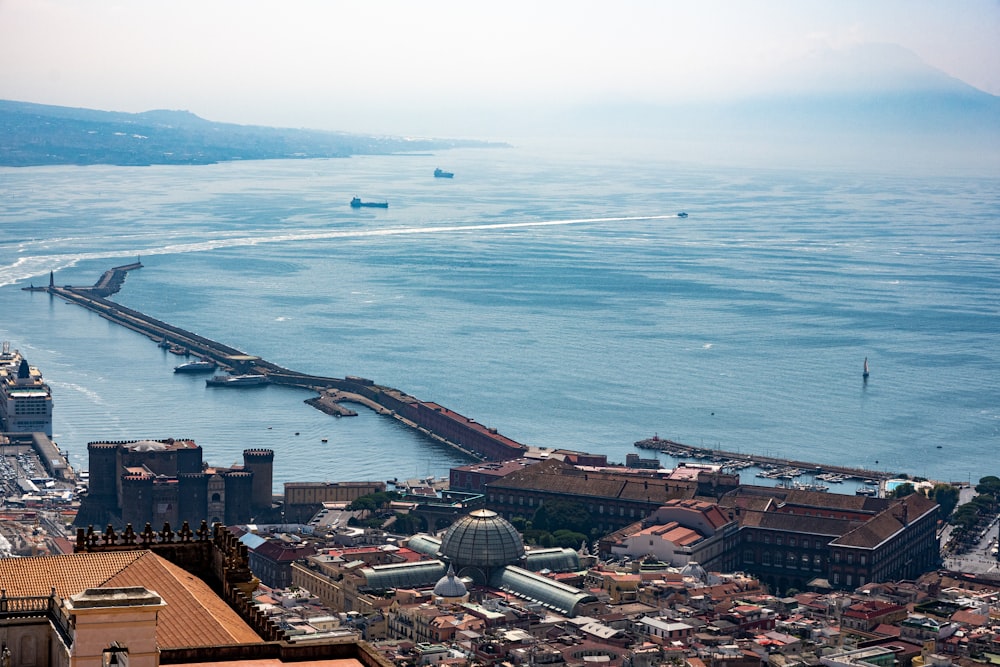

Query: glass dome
left=440, top=509, right=525, bottom=569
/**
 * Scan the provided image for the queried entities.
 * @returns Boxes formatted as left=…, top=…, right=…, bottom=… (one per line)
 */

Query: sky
left=1, top=0, right=998, bottom=138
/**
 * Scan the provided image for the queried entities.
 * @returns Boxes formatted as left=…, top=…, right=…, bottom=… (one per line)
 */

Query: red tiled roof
left=0, top=550, right=262, bottom=649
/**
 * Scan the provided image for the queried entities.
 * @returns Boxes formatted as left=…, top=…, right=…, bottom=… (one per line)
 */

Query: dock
left=36, top=263, right=897, bottom=476
left=634, top=436, right=896, bottom=482
left=37, top=266, right=526, bottom=463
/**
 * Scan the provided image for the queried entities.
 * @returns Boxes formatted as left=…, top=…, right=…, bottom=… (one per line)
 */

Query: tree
left=552, top=529, right=588, bottom=549
left=531, top=500, right=593, bottom=536
left=890, top=482, right=915, bottom=498
left=975, top=476, right=1000, bottom=497
left=929, top=483, right=960, bottom=519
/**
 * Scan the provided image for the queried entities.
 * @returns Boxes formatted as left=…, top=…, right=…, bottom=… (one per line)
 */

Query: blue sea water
left=1, top=145, right=998, bottom=493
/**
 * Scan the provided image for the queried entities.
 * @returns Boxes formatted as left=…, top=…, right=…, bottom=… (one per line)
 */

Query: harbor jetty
left=39, top=266, right=527, bottom=464
left=34, top=263, right=900, bottom=481
left=635, top=436, right=896, bottom=482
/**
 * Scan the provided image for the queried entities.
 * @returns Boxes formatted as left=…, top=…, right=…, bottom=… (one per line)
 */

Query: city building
left=606, top=498, right=740, bottom=570
left=721, top=485, right=940, bottom=593
left=482, top=458, right=739, bottom=534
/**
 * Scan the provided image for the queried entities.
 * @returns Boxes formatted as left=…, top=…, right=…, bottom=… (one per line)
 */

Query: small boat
left=174, top=360, right=217, bottom=373
left=350, top=197, right=388, bottom=209
left=205, top=374, right=268, bottom=387
left=863, top=357, right=870, bottom=379
left=677, top=212, right=688, bottom=218
left=856, top=485, right=878, bottom=497
left=434, top=168, right=454, bottom=178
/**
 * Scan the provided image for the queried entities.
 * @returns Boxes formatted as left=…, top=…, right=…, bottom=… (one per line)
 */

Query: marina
left=634, top=435, right=896, bottom=485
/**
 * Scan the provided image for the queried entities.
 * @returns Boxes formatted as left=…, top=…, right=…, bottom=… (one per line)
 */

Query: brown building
left=721, top=485, right=939, bottom=593
left=284, top=480, right=386, bottom=523
left=483, top=458, right=739, bottom=534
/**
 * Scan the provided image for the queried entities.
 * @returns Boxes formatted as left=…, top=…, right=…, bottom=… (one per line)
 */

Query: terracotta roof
left=0, top=550, right=147, bottom=597
left=490, top=458, right=695, bottom=503
left=0, top=550, right=262, bottom=649
left=105, top=551, right=262, bottom=647
left=951, top=609, right=988, bottom=627
left=253, top=540, right=317, bottom=562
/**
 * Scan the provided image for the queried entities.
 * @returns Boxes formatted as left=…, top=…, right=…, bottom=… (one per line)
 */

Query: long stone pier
left=42, top=265, right=526, bottom=463
left=39, top=264, right=901, bottom=479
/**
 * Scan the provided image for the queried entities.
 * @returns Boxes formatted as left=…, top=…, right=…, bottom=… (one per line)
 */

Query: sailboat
left=863, top=357, right=870, bottom=379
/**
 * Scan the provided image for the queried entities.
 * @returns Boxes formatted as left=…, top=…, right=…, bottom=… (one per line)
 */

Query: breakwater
left=43, top=266, right=526, bottom=463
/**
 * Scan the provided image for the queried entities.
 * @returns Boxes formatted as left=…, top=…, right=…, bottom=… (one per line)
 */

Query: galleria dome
left=440, top=509, right=525, bottom=569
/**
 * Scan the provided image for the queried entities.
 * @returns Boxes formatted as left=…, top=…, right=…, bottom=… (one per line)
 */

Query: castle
left=74, top=439, right=276, bottom=529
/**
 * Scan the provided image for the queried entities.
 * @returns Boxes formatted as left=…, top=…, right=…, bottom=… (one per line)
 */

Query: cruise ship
left=0, top=342, right=53, bottom=437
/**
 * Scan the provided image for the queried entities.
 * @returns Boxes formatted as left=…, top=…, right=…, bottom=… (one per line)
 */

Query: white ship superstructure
left=0, top=342, right=53, bottom=436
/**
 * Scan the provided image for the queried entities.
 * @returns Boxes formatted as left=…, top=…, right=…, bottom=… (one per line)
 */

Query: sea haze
left=0, top=145, right=998, bottom=491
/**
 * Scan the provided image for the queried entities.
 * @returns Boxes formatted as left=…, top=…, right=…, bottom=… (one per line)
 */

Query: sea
left=1, top=142, right=998, bottom=495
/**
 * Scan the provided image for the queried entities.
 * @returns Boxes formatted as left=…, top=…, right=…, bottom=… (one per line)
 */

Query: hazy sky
left=1, top=0, right=998, bottom=137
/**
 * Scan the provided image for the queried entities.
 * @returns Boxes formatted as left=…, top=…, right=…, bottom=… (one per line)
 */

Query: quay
left=635, top=436, right=897, bottom=482
left=40, top=265, right=528, bottom=464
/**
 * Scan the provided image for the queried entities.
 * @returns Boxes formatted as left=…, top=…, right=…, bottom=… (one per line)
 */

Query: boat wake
left=0, top=214, right=677, bottom=287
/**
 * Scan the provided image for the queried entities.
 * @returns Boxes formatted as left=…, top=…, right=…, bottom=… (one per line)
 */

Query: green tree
left=929, top=483, right=960, bottom=519
left=975, top=476, right=1000, bottom=497
left=531, top=500, right=593, bottom=535
left=552, top=529, right=588, bottom=549
left=890, top=482, right=915, bottom=498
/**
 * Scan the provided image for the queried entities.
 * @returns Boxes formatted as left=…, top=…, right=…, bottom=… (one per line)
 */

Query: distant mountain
left=556, top=44, right=1000, bottom=170
left=0, top=100, right=505, bottom=167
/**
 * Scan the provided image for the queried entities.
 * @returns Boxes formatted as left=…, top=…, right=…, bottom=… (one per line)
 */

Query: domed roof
left=440, top=509, right=525, bottom=569
left=433, top=565, right=468, bottom=599
left=681, top=561, right=707, bottom=582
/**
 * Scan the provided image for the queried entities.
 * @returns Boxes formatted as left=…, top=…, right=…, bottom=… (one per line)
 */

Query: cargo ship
left=350, top=197, right=388, bottom=209
left=433, top=168, right=454, bottom=178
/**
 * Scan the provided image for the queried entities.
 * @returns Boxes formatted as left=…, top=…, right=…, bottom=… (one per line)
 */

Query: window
left=776, top=536, right=783, bottom=546
left=764, top=535, right=770, bottom=544
left=789, top=537, right=796, bottom=547
left=762, top=551, right=771, bottom=566
left=847, top=553, right=854, bottom=565
left=860, top=554, right=866, bottom=565
left=744, top=550, right=755, bottom=563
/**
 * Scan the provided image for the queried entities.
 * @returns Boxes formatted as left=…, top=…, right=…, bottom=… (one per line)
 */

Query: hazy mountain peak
left=768, top=42, right=981, bottom=96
